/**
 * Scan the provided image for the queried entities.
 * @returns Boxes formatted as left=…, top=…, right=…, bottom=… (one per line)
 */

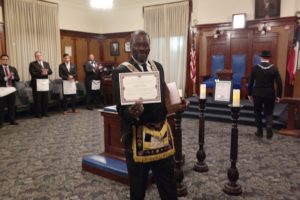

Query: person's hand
left=68, top=75, right=74, bottom=80
left=41, top=68, right=48, bottom=75
left=128, top=101, right=144, bottom=118
left=275, top=97, right=280, bottom=103
left=8, top=72, right=13, bottom=79
left=248, top=96, right=253, bottom=103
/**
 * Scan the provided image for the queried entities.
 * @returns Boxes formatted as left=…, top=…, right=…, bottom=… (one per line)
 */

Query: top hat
left=260, top=50, right=272, bottom=58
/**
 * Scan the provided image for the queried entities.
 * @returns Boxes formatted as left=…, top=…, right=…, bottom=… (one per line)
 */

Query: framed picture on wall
left=255, top=0, right=280, bottom=19
left=124, top=41, right=131, bottom=52
left=110, top=42, right=119, bottom=56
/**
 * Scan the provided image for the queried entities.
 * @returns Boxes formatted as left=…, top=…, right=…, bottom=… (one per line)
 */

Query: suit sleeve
left=0, top=69, right=5, bottom=84
left=46, top=62, right=52, bottom=75
left=59, top=64, right=68, bottom=80
left=73, top=65, right=77, bottom=78
left=112, top=67, right=138, bottom=125
left=275, top=69, right=282, bottom=98
left=29, top=62, right=43, bottom=78
left=85, top=63, right=94, bottom=73
left=247, top=68, right=255, bottom=96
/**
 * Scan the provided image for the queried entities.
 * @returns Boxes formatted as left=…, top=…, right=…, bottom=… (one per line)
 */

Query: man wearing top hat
left=247, top=50, right=282, bottom=139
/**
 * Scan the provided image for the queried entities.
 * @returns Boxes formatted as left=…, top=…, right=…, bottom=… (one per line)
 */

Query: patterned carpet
left=0, top=109, right=299, bottom=200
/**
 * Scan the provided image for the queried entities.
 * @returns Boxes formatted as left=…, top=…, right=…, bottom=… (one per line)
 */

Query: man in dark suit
left=247, top=50, right=282, bottom=139
left=84, top=54, right=103, bottom=110
left=0, top=54, right=20, bottom=128
left=112, top=30, right=177, bottom=200
left=59, top=53, right=78, bottom=115
left=29, top=51, right=52, bottom=118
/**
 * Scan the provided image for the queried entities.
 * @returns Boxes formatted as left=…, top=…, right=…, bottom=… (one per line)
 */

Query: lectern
left=278, top=97, right=300, bottom=137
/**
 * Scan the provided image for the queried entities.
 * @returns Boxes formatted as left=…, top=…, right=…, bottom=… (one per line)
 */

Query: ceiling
left=59, top=0, right=177, bottom=10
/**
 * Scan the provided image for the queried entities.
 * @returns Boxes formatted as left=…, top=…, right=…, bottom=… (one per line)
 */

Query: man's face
left=1, top=56, right=9, bottom=65
left=63, top=56, right=70, bottom=63
left=89, top=54, right=94, bottom=61
left=35, top=52, right=43, bottom=61
left=131, top=34, right=150, bottom=63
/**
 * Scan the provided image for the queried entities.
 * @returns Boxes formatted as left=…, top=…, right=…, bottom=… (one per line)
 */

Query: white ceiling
left=59, top=0, right=177, bottom=10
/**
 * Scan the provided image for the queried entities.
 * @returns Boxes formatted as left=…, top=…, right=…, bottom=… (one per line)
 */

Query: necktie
left=4, top=66, right=12, bottom=86
left=141, top=63, right=148, bottom=72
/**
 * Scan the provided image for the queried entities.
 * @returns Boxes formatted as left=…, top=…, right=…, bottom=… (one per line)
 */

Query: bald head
left=88, top=54, right=95, bottom=61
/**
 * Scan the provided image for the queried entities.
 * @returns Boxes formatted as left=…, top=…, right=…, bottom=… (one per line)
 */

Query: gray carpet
left=0, top=109, right=299, bottom=200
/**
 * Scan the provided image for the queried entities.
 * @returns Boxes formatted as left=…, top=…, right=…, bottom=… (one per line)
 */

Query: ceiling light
left=90, top=0, right=113, bottom=9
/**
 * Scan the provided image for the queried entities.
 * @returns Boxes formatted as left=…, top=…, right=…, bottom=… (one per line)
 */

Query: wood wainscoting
left=60, top=30, right=132, bottom=82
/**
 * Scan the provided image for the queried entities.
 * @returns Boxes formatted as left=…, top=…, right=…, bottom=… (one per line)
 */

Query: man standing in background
left=0, top=54, right=20, bottom=128
left=59, top=53, right=78, bottom=115
left=84, top=54, right=103, bottom=110
left=29, top=51, right=52, bottom=118
left=247, top=50, right=282, bottom=139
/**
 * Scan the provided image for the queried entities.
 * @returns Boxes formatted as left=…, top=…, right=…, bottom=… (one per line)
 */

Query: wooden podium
left=278, top=97, right=300, bottom=137
left=82, top=106, right=129, bottom=184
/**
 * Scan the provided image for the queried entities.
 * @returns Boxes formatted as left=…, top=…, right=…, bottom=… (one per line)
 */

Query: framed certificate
left=119, top=71, right=161, bottom=105
left=63, top=80, right=77, bottom=95
left=213, top=80, right=232, bottom=103
left=36, top=79, right=49, bottom=92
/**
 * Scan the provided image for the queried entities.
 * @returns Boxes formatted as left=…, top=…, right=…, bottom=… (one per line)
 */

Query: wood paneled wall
left=186, top=17, right=298, bottom=97
left=0, top=22, right=6, bottom=56
left=60, top=30, right=131, bottom=81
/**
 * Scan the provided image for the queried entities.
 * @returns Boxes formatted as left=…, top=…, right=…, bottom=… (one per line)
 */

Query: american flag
left=190, top=44, right=196, bottom=84
left=287, top=26, right=300, bottom=85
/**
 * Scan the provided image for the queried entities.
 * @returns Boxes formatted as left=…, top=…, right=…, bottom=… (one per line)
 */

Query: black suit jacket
left=247, top=62, right=282, bottom=98
left=29, top=61, right=52, bottom=90
left=0, top=65, right=20, bottom=87
left=84, top=61, right=102, bottom=89
left=59, top=63, right=77, bottom=80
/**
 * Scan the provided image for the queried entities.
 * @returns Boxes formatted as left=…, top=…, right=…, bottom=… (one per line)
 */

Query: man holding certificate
left=0, top=54, right=20, bottom=128
left=112, top=30, right=177, bottom=200
left=59, top=53, right=78, bottom=115
left=29, top=51, right=53, bottom=118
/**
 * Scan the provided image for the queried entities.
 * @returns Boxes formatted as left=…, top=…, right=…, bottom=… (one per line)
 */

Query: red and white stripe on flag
left=190, top=48, right=196, bottom=83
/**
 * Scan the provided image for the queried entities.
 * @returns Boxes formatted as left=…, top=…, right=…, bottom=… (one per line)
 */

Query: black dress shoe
left=0, top=124, right=3, bottom=129
left=10, top=121, right=19, bottom=125
left=43, top=114, right=50, bottom=117
left=35, top=115, right=42, bottom=119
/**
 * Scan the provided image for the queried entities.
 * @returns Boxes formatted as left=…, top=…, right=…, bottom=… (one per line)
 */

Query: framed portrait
left=124, top=41, right=131, bottom=52
left=110, top=42, right=119, bottom=56
left=213, top=80, right=232, bottom=103
left=255, top=0, right=280, bottom=19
